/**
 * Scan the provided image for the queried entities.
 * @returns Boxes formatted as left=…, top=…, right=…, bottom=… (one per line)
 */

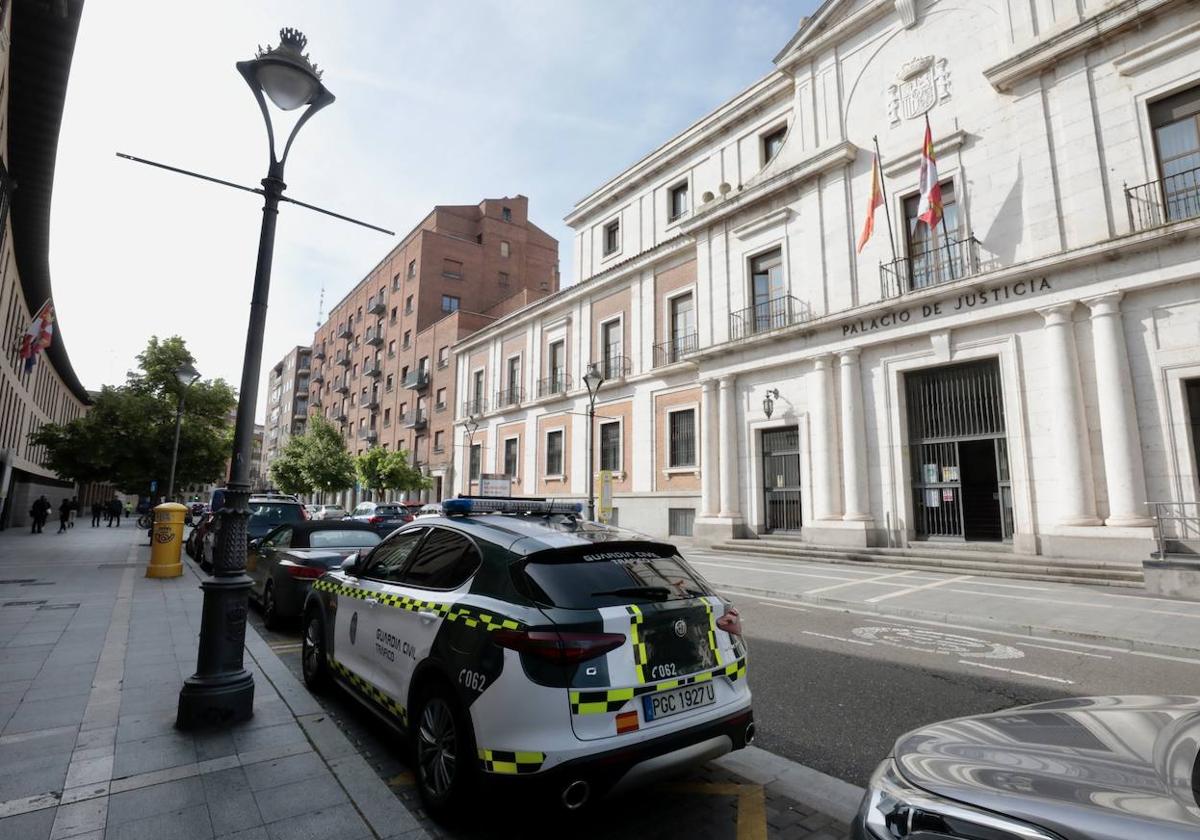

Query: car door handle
left=365, top=597, right=379, bottom=607
left=418, top=610, right=439, bottom=623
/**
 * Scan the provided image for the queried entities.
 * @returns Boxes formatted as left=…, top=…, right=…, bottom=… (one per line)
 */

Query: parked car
left=301, top=497, right=751, bottom=819
left=247, top=521, right=381, bottom=629
left=853, top=694, right=1200, bottom=840
left=201, top=496, right=308, bottom=572
left=311, top=504, right=346, bottom=521
left=414, top=503, right=442, bottom=517
left=304, top=504, right=320, bottom=518
left=185, top=512, right=213, bottom=560
left=347, top=501, right=412, bottom=533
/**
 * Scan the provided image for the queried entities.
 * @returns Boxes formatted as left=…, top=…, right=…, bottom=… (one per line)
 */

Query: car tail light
left=285, top=564, right=324, bottom=579
left=368, top=515, right=383, bottom=524
left=299, top=507, right=309, bottom=520
left=492, top=629, right=626, bottom=665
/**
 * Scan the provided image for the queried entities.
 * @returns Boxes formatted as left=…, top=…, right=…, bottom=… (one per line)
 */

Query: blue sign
left=150, top=481, right=158, bottom=492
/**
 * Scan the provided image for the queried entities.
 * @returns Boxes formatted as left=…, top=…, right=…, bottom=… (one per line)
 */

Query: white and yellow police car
left=300, top=497, right=753, bottom=818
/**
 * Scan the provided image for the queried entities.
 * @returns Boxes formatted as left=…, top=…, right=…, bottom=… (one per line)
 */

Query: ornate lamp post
left=177, top=29, right=334, bottom=729
left=166, top=362, right=201, bottom=502
left=464, top=415, right=480, bottom=495
left=763, top=388, right=780, bottom=420
left=583, top=363, right=605, bottom=520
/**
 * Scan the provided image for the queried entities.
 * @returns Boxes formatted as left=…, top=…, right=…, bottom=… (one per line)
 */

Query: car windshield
left=308, top=530, right=381, bottom=549
left=249, top=504, right=304, bottom=525
left=517, top=547, right=711, bottom=608
left=376, top=505, right=405, bottom=515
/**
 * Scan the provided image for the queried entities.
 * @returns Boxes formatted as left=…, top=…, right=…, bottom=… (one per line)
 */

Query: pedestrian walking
left=91, top=500, right=102, bottom=527
left=108, top=496, right=123, bottom=527
left=29, top=495, right=50, bottom=533
left=56, top=498, right=70, bottom=534
left=68, top=496, right=78, bottom=529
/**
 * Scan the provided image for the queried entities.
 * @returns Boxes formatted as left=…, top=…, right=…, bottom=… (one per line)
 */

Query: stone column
left=717, top=375, right=741, bottom=518
left=809, top=355, right=841, bottom=520
left=1037, top=302, right=1101, bottom=526
left=838, top=349, right=872, bottom=521
left=1083, top=292, right=1154, bottom=526
left=700, top=379, right=720, bottom=517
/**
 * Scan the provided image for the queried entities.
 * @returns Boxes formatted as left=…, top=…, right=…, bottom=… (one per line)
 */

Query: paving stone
left=4, top=695, right=90, bottom=734
left=112, top=732, right=197, bottom=779
left=0, top=808, right=55, bottom=840
left=107, top=803, right=213, bottom=840
left=48, top=797, right=106, bottom=840
left=107, top=775, right=206, bottom=826
left=232, top=721, right=307, bottom=755
left=263, top=803, right=370, bottom=840
left=252, top=774, right=347, bottom=824
left=215, top=828, right=269, bottom=840
left=242, top=752, right=326, bottom=792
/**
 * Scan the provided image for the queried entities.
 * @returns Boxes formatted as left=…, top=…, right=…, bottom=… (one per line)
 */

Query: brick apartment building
left=308, top=196, right=557, bottom=507
left=260, top=345, right=311, bottom=480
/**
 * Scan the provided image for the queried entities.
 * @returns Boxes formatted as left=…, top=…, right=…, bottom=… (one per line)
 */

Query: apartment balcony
left=334, top=379, right=350, bottom=395
left=461, top=397, right=488, bottom=417
left=332, top=409, right=348, bottom=423
left=364, top=361, right=383, bottom=378
left=310, top=370, right=324, bottom=384
left=536, top=373, right=572, bottom=399
left=729, top=294, right=812, bottom=341
left=495, top=386, right=524, bottom=409
left=1126, top=165, right=1200, bottom=233
left=363, top=394, right=380, bottom=411
left=336, top=324, right=353, bottom=340
left=367, top=296, right=387, bottom=316
left=358, top=427, right=378, bottom=444
left=653, top=333, right=699, bottom=367
left=879, top=235, right=981, bottom=299
left=365, top=328, right=383, bottom=347
left=405, top=410, right=427, bottom=431
left=312, top=347, right=326, bottom=361
left=404, top=369, right=430, bottom=390
left=594, top=354, right=631, bottom=381
left=335, top=352, right=351, bottom=367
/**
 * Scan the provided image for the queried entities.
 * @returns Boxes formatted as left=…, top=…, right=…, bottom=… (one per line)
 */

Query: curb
left=715, top=746, right=865, bottom=825
left=714, top=581, right=1200, bottom=659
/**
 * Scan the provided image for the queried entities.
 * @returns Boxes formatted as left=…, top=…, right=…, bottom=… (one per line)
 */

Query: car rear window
left=249, top=503, right=304, bottom=525
left=308, top=530, right=381, bottom=549
left=516, top=546, right=712, bottom=608
left=376, top=505, right=405, bottom=516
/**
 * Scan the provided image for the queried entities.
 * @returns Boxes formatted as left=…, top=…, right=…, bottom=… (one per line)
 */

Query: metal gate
left=762, top=427, right=802, bottom=532
left=906, top=359, right=1013, bottom=542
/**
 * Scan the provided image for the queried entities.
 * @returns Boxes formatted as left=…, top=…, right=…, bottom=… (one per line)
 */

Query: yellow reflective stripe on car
left=327, top=655, right=407, bottom=726
left=569, top=656, right=748, bottom=715
left=626, top=604, right=648, bottom=683
left=704, top=601, right=724, bottom=667
left=312, top=578, right=522, bottom=631
left=478, top=748, right=546, bottom=775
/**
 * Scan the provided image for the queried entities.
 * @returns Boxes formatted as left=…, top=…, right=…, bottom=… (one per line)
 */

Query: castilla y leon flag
left=19, top=300, right=54, bottom=372
left=916, top=117, right=943, bottom=228
left=856, top=153, right=884, bottom=253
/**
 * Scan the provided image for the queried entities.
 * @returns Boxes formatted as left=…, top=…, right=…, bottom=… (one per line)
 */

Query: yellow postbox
left=147, top=502, right=187, bottom=578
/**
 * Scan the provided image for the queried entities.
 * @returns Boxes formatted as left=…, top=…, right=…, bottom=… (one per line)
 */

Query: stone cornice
left=983, top=0, right=1183, bottom=93
left=882, top=129, right=969, bottom=177
left=774, top=0, right=894, bottom=70
left=1112, top=17, right=1200, bottom=76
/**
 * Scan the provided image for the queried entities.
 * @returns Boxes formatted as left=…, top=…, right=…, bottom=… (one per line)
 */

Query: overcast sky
left=50, top=0, right=815, bottom=419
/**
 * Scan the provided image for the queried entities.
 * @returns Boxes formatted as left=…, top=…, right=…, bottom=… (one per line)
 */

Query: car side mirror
left=248, top=537, right=262, bottom=551
left=341, top=552, right=361, bottom=575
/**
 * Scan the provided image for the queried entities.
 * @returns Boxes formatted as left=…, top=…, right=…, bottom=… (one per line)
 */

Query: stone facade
left=455, top=0, right=1200, bottom=567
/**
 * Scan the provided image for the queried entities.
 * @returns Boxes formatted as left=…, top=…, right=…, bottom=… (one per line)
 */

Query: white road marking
left=693, top=560, right=905, bottom=587
left=715, top=588, right=1200, bottom=666
left=852, top=626, right=1023, bottom=659
left=945, top=587, right=1200, bottom=620
left=757, top=601, right=807, bottom=612
left=1017, top=642, right=1112, bottom=659
left=801, top=630, right=874, bottom=647
left=957, top=659, right=1075, bottom=685
left=805, top=569, right=918, bottom=595
left=867, top=574, right=974, bottom=603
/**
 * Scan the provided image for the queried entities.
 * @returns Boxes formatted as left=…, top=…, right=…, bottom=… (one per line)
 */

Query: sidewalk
left=689, top=548, right=1200, bottom=656
left=0, top=524, right=427, bottom=840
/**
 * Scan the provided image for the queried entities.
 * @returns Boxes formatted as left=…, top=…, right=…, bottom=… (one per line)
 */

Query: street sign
left=478, top=474, right=512, bottom=497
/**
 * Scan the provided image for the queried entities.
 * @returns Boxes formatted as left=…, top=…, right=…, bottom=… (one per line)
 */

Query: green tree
left=355, top=446, right=429, bottom=498
left=298, top=416, right=355, bottom=496
left=30, top=336, right=235, bottom=495
left=268, top=445, right=311, bottom=496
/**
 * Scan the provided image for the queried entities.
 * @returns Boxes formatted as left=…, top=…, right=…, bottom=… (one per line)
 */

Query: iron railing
left=332, top=410, right=348, bottom=423
left=367, top=297, right=387, bottom=316
left=358, top=427, right=378, bottom=443
left=363, top=361, right=382, bottom=378
left=312, top=347, right=326, bottom=361
left=310, top=370, right=324, bottom=384
left=462, top=397, right=488, bottom=416
left=335, top=352, right=350, bottom=367
left=880, top=235, right=980, bottom=299
left=405, top=411, right=427, bottom=430
left=336, top=324, right=353, bottom=340
left=596, top=354, right=631, bottom=380
left=536, top=372, right=572, bottom=399
left=1148, top=501, right=1200, bottom=559
left=653, top=333, right=699, bottom=367
left=333, top=379, right=350, bottom=394
left=729, top=295, right=810, bottom=341
left=1126, top=166, right=1200, bottom=233
left=404, top=369, right=430, bottom=390
left=362, top=395, right=380, bottom=411
left=365, top=328, right=383, bottom=347
left=496, top=386, right=524, bottom=409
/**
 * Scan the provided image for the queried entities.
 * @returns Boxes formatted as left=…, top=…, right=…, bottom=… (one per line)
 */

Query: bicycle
left=136, top=512, right=153, bottom=530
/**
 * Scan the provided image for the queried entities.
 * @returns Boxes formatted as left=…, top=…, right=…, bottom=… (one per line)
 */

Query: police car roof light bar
left=443, top=497, right=583, bottom=516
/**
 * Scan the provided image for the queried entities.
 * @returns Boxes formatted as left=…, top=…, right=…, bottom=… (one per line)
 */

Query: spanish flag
left=916, top=116, right=943, bottom=229
left=856, top=153, right=883, bottom=253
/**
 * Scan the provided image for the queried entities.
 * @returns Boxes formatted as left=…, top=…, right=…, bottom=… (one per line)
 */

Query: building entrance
left=906, top=359, right=1013, bottom=542
left=762, top=427, right=801, bottom=533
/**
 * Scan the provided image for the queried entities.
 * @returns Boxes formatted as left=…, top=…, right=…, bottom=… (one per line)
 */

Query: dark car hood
left=894, top=696, right=1200, bottom=840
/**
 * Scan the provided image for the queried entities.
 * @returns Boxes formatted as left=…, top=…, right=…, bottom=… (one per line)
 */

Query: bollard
left=147, top=502, right=187, bottom=578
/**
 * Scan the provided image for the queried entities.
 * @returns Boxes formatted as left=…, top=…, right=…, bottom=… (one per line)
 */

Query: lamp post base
left=176, top=573, right=255, bottom=730
left=177, top=669, right=255, bottom=729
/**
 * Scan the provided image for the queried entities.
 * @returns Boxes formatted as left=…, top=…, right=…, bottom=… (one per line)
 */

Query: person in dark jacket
left=30, top=496, right=50, bottom=533
left=57, top=498, right=71, bottom=534
left=108, top=497, right=122, bottom=527
left=68, top=496, right=78, bottom=528
left=91, top=500, right=103, bottom=527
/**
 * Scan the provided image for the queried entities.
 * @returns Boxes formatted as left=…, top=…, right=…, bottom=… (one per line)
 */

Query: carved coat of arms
left=887, top=56, right=950, bottom=123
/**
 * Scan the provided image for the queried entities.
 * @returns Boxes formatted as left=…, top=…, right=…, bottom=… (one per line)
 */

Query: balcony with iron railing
left=594, top=354, right=632, bottom=381
left=536, top=372, right=572, bottom=399
left=335, top=352, right=351, bottom=367
left=333, top=379, right=350, bottom=395
left=729, top=295, right=812, bottom=341
left=363, top=394, right=380, bottom=411
left=336, top=324, right=353, bottom=340
left=879, top=235, right=980, bottom=299
left=332, top=409, right=348, bottom=423
left=358, top=427, right=378, bottom=443
left=312, top=347, right=326, bottom=361
left=367, top=296, right=387, bottom=316
left=653, top=333, right=699, bottom=367
left=404, top=369, right=430, bottom=390
left=310, top=370, right=324, bottom=384
left=365, top=328, right=383, bottom=347
left=364, top=361, right=382, bottom=378
left=495, top=386, right=524, bottom=409
left=462, top=397, right=488, bottom=417
left=1126, top=166, right=1200, bottom=233
left=405, top=410, right=427, bottom=430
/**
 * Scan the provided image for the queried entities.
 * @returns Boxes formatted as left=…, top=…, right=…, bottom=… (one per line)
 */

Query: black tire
left=300, top=610, right=330, bottom=693
left=262, top=582, right=281, bottom=632
left=412, top=682, right=478, bottom=821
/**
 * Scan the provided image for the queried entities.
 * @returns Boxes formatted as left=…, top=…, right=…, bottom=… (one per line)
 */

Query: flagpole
left=872, top=136, right=898, bottom=265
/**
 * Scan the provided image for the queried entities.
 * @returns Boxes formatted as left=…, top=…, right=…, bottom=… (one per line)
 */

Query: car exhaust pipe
left=745, top=722, right=756, bottom=745
left=561, top=779, right=590, bottom=810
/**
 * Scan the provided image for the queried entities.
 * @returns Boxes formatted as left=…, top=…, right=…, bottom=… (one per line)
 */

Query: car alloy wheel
left=262, top=584, right=278, bottom=630
left=417, top=697, right=457, bottom=800
left=301, top=615, right=327, bottom=690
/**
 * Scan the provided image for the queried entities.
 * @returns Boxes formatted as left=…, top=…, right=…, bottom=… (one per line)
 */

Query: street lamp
left=464, top=415, right=479, bottom=495
left=763, top=388, right=780, bottom=420
left=166, top=362, right=201, bottom=502
left=583, top=363, right=605, bottom=520
left=177, top=28, right=334, bottom=729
